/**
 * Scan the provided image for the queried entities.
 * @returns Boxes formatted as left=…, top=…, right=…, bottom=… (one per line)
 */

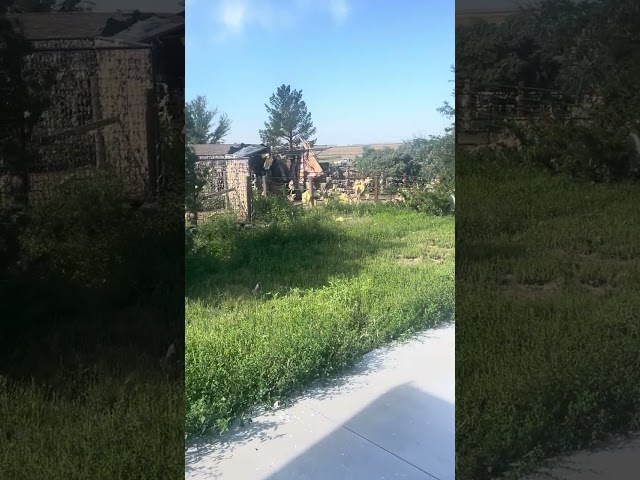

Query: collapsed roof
left=228, top=144, right=270, bottom=157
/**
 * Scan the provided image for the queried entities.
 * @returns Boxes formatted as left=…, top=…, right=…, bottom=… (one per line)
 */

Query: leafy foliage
left=259, top=84, right=317, bottom=150
left=355, top=146, right=419, bottom=177
left=185, top=95, right=231, bottom=144
left=354, top=100, right=454, bottom=190
left=457, top=0, right=640, bottom=181
left=457, top=0, right=640, bottom=128
left=503, top=119, right=636, bottom=181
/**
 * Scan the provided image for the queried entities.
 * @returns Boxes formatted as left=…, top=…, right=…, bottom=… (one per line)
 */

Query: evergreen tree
left=259, top=84, right=317, bottom=150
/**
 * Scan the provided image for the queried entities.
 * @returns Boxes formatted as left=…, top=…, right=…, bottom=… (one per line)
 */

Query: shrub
left=252, top=188, right=301, bottom=224
left=505, top=119, right=635, bottom=181
left=399, top=185, right=455, bottom=216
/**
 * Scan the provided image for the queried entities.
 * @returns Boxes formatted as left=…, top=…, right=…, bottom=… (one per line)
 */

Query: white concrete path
left=521, top=434, right=640, bottom=480
left=186, top=323, right=455, bottom=480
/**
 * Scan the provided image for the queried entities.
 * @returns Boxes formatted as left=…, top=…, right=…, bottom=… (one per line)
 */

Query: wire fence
left=194, top=158, right=442, bottom=224
left=0, top=40, right=159, bottom=211
left=195, top=158, right=252, bottom=224
left=454, top=79, right=591, bottom=147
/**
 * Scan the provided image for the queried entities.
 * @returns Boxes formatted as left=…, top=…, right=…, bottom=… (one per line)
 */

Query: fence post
left=144, top=87, right=160, bottom=196
left=307, top=178, right=315, bottom=206
left=488, top=99, right=493, bottom=145
left=262, top=174, right=268, bottom=197
left=373, top=175, right=379, bottom=202
left=222, top=171, right=229, bottom=210
left=90, top=77, right=107, bottom=170
left=246, top=175, right=253, bottom=223
left=516, top=81, right=525, bottom=118
left=463, top=78, right=472, bottom=132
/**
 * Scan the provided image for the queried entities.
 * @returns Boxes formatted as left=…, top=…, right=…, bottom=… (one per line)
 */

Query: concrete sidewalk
left=521, top=434, right=640, bottom=480
left=186, top=323, right=455, bottom=480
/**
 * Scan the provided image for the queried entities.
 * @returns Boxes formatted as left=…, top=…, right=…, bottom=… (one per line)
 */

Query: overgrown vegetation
left=0, top=376, right=183, bottom=479
left=185, top=201, right=454, bottom=436
left=1, top=12, right=184, bottom=475
left=456, top=1, right=640, bottom=478
left=457, top=0, right=640, bottom=182
left=353, top=99, right=455, bottom=213
left=456, top=151, right=640, bottom=480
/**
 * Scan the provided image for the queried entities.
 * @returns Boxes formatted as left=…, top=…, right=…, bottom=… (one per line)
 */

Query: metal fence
left=196, top=158, right=252, bottom=224
left=454, top=79, right=587, bottom=148
left=0, top=40, right=159, bottom=210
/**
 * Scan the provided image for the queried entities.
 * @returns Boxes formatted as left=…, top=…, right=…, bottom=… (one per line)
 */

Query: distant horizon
left=196, top=140, right=406, bottom=147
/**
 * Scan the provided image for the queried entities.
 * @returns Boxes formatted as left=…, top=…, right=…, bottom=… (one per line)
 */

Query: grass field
left=456, top=157, right=640, bottom=479
left=0, top=370, right=183, bottom=480
left=185, top=203, right=454, bottom=436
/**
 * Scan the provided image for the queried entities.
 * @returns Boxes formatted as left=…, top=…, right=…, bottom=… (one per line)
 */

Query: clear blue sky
left=186, top=0, right=454, bottom=145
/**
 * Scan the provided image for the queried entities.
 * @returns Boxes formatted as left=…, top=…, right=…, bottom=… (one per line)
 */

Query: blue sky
left=186, top=0, right=454, bottom=145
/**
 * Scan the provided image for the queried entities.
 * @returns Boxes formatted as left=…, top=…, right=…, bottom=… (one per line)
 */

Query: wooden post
left=516, top=81, right=525, bottom=118
left=463, top=78, right=472, bottom=132
left=262, top=174, right=268, bottom=197
left=488, top=100, right=493, bottom=145
left=373, top=175, right=379, bottom=202
left=307, top=178, right=315, bottom=206
left=90, top=77, right=107, bottom=170
left=246, top=175, right=253, bottom=223
left=145, top=87, right=160, bottom=195
left=222, top=171, right=229, bottom=210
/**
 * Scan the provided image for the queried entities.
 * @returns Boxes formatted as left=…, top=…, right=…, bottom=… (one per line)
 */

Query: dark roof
left=8, top=13, right=124, bottom=40
left=229, top=144, right=269, bottom=157
left=190, top=144, right=234, bottom=156
left=112, top=14, right=184, bottom=43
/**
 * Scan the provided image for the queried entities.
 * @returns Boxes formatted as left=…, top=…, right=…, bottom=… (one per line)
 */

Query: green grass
left=456, top=157, right=640, bottom=480
left=0, top=373, right=183, bottom=480
left=185, top=203, right=454, bottom=436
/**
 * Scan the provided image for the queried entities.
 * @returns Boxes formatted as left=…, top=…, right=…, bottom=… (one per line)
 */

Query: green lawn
left=456, top=158, right=640, bottom=480
left=185, top=203, right=454, bottom=436
left=0, top=372, right=183, bottom=480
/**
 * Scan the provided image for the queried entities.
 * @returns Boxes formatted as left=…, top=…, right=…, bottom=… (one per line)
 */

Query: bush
left=252, top=188, right=302, bottom=224
left=399, top=185, right=455, bottom=216
left=505, top=120, right=635, bottom=181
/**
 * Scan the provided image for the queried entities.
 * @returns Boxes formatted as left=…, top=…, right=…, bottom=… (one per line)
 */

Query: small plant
left=398, top=184, right=454, bottom=216
left=252, top=190, right=301, bottom=224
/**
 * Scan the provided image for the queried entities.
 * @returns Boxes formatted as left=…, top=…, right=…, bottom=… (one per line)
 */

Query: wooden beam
left=39, top=116, right=120, bottom=145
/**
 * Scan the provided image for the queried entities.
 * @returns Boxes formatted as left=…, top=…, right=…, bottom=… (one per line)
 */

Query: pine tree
left=259, top=84, right=317, bottom=151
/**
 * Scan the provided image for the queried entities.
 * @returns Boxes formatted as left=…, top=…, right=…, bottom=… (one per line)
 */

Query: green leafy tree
left=259, top=84, right=317, bottom=150
left=356, top=147, right=419, bottom=178
left=355, top=99, right=454, bottom=185
left=185, top=95, right=231, bottom=144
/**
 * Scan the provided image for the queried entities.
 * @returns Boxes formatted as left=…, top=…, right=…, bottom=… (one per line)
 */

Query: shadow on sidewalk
left=265, top=383, right=454, bottom=480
